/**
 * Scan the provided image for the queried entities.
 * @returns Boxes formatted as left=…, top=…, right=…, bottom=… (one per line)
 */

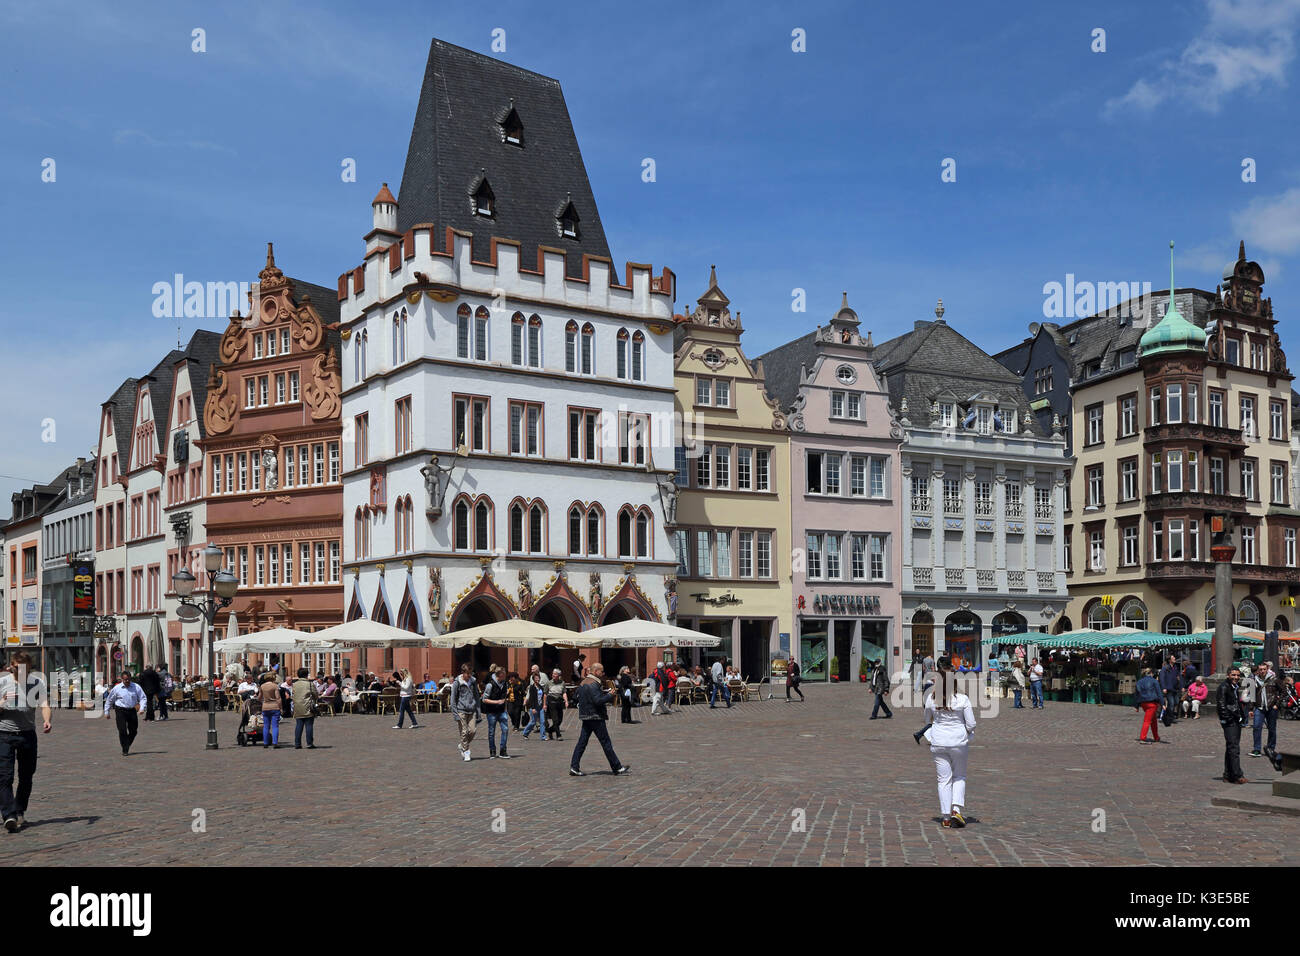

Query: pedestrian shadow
left=22, top=815, right=99, bottom=830
left=929, top=815, right=981, bottom=826
left=126, top=750, right=167, bottom=755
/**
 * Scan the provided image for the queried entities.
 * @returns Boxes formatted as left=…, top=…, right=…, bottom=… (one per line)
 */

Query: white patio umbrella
left=444, top=618, right=579, bottom=648
left=212, top=627, right=317, bottom=655
left=584, top=618, right=722, bottom=648
left=312, top=617, right=451, bottom=649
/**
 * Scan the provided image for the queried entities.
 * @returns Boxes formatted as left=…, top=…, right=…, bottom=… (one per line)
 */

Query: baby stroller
left=236, top=697, right=265, bottom=746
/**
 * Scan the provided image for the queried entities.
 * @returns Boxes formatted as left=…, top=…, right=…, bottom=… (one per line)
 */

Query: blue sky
left=4, top=0, right=1300, bottom=505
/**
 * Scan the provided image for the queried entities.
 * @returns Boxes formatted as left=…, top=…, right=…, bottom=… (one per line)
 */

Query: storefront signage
left=72, top=563, right=94, bottom=614
left=22, top=599, right=38, bottom=629
left=809, top=594, right=881, bottom=615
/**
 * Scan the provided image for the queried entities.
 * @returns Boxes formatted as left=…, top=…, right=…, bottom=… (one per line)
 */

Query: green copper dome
left=1139, top=241, right=1206, bottom=358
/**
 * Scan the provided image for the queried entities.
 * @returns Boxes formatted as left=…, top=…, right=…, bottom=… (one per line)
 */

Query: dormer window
left=499, top=105, right=524, bottom=146
left=557, top=200, right=580, bottom=239
left=472, top=179, right=495, bottom=218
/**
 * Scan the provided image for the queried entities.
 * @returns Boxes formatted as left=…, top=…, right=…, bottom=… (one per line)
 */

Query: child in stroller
left=237, top=694, right=265, bottom=746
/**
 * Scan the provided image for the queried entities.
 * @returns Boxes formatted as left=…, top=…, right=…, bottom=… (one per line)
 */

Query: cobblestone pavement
left=3, top=685, right=1297, bottom=866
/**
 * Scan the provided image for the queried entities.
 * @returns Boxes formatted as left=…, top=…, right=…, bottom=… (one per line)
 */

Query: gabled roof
left=395, top=39, right=611, bottom=277
left=176, top=330, right=224, bottom=440
left=103, top=377, right=140, bottom=464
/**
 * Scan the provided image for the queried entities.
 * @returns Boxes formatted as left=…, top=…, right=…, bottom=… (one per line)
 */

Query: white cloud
left=1105, top=0, right=1300, bottom=115
left=1231, top=185, right=1300, bottom=254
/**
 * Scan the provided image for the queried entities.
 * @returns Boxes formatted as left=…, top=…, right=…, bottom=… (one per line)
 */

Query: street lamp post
left=173, top=544, right=239, bottom=750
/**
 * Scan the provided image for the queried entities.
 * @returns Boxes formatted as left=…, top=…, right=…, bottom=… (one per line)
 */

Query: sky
left=3, top=0, right=1300, bottom=506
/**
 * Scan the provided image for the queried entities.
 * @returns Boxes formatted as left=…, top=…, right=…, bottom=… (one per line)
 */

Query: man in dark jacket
left=1158, top=656, right=1182, bottom=722
left=869, top=660, right=893, bottom=719
left=139, top=666, right=162, bottom=722
left=1217, top=668, right=1248, bottom=784
left=568, top=663, right=629, bottom=777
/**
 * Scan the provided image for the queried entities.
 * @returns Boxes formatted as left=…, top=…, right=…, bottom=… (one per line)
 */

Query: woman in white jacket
left=925, top=657, right=977, bottom=829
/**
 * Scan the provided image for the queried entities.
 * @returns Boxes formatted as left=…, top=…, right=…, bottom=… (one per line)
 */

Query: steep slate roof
left=141, top=350, right=185, bottom=443
left=289, top=276, right=343, bottom=361
left=396, top=39, right=611, bottom=277
left=178, top=330, right=223, bottom=439
left=871, top=318, right=1046, bottom=434
left=104, top=377, right=140, bottom=464
left=756, top=329, right=819, bottom=411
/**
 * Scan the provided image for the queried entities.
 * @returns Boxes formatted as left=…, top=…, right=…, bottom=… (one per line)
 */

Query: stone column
left=931, top=469, right=946, bottom=575
left=1211, top=530, right=1236, bottom=678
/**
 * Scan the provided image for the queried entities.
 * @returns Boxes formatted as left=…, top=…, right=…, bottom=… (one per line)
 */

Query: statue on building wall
left=657, top=476, right=679, bottom=526
left=518, top=569, right=532, bottom=611
left=588, top=573, right=603, bottom=616
left=263, top=449, right=278, bottom=490
left=665, top=577, right=678, bottom=622
left=428, top=568, right=442, bottom=620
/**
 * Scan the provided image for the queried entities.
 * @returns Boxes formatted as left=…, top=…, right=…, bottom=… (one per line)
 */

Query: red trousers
left=1139, top=701, right=1161, bottom=741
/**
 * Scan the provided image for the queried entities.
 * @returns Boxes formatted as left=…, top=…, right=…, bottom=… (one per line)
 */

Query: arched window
left=396, top=496, right=413, bottom=554
left=529, top=502, right=545, bottom=554
left=354, top=507, right=367, bottom=559
left=1273, top=615, right=1290, bottom=632
left=456, top=304, right=471, bottom=360
left=527, top=316, right=542, bottom=369
left=618, top=507, right=633, bottom=558
left=568, top=506, right=582, bottom=555
left=1162, top=613, right=1190, bottom=636
left=581, top=323, right=594, bottom=374
left=474, top=500, right=491, bottom=551
left=1236, top=597, right=1262, bottom=630
left=1087, top=600, right=1112, bottom=630
left=510, top=502, right=526, bottom=553
left=392, top=309, right=407, bottom=366
left=473, top=307, right=489, bottom=361
left=361, top=506, right=371, bottom=559
left=565, top=320, right=578, bottom=373
left=355, top=329, right=368, bottom=383
left=635, top=509, right=650, bottom=558
left=586, top=505, right=602, bottom=556
left=616, top=328, right=629, bottom=379
left=1204, top=597, right=1215, bottom=631
left=631, top=331, right=645, bottom=381
left=510, top=313, right=526, bottom=366
left=1118, top=597, right=1148, bottom=629
left=454, top=498, right=470, bottom=551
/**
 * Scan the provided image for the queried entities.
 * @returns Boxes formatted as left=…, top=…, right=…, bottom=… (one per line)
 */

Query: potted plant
left=830, top=656, right=840, bottom=682
left=859, top=659, right=870, bottom=683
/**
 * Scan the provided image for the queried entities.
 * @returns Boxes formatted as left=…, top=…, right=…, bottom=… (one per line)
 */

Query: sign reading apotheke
left=808, top=593, right=882, bottom=615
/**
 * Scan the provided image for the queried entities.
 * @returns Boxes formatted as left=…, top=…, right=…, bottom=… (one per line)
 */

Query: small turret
left=367, top=183, right=400, bottom=253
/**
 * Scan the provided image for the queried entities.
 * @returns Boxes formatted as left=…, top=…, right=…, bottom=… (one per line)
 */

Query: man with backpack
left=869, top=659, right=893, bottom=719
left=450, top=664, right=481, bottom=762
left=481, top=665, right=511, bottom=759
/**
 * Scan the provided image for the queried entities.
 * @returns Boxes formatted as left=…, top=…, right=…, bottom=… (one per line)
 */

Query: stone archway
left=453, top=598, right=510, bottom=676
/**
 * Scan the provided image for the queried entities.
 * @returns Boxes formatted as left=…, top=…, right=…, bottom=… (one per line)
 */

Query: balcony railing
left=1147, top=560, right=1300, bottom=584
left=1005, top=501, right=1024, bottom=519
left=1145, top=490, right=1248, bottom=514
left=1143, top=421, right=1245, bottom=449
left=945, top=568, right=966, bottom=589
left=1037, top=571, right=1056, bottom=591
left=912, top=566, right=934, bottom=588
left=1007, top=570, right=1026, bottom=590
left=1034, top=502, right=1054, bottom=519
left=976, top=569, right=996, bottom=589
left=911, top=494, right=932, bottom=513
left=974, top=499, right=993, bottom=517
left=943, top=496, right=964, bottom=516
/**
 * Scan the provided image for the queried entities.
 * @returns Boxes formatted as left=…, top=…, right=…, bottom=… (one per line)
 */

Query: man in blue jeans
left=481, top=665, right=511, bottom=758
left=869, top=660, right=893, bottom=719
left=1158, top=655, right=1182, bottom=722
left=1028, top=658, right=1045, bottom=708
left=709, top=658, right=732, bottom=708
left=1249, top=662, right=1281, bottom=758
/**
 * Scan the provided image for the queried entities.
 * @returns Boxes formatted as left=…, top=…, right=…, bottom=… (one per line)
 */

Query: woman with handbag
left=392, top=669, right=420, bottom=729
left=924, top=657, right=976, bottom=829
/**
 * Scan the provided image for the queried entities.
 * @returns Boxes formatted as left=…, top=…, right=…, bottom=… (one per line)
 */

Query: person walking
left=1217, top=667, right=1248, bottom=784
left=786, top=656, right=804, bottom=701
left=665, top=662, right=679, bottom=710
left=572, top=655, right=586, bottom=684
left=1158, top=655, right=1182, bottom=723
left=617, top=666, right=637, bottom=723
left=924, top=658, right=976, bottom=828
left=521, top=671, right=548, bottom=740
left=1249, top=662, right=1282, bottom=759
left=869, top=659, right=893, bottom=719
left=392, top=669, right=421, bottom=730
left=481, top=665, right=511, bottom=759
left=102, top=671, right=147, bottom=756
left=506, top=672, right=524, bottom=732
left=0, top=652, right=52, bottom=831
left=1135, top=667, right=1162, bottom=744
left=1028, top=658, right=1045, bottom=709
left=291, top=667, right=320, bottom=749
left=651, top=661, right=673, bottom=715
left=709, top=657, right=732, bottom=709
left=569, top=663, right=629, bottom=777
left=156, top=665, right=173, bottom=721
left=258, top=672, right=284, bottom=749
left=450, top=664, right=481, bottom=761
left=139, top=665, right=161, bottom=722
left=545, top=668, right=569, bottom=741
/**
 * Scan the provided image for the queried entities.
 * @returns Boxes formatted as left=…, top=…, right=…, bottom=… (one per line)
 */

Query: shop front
left=797, top=591, right=893, bottom=682
left=944, top=610, right=982, bottom=671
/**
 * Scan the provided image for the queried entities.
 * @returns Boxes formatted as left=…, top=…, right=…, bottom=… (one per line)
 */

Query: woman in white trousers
left=925, top=657, right=977, bottom=828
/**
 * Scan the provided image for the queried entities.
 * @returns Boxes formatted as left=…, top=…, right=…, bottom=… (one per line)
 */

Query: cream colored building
left=670, top=269, right=793, bottom=679
left=1062, top=243, right=1298, bottom=663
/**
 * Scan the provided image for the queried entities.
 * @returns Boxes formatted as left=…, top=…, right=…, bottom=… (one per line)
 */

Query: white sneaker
left=462, top=750, right=472, bottom=762
left=391, top=725, right=403, bottom=729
